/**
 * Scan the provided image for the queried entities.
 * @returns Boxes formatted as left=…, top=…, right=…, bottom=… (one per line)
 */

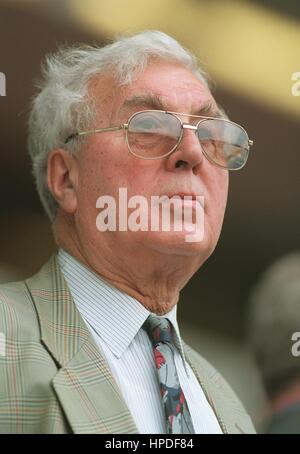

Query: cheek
left=217, top=173, right=229, bottom=207
left=79, top=165, right=102, bottom=203
left=77, top=146, right=116, bottom=195
left=106, top=158, right=160, bottom=198
left=76, top=155, right=149, bottom=217
left=207, top=171, right=229, bottom=222
left=73, top=153, right=107, bottom=219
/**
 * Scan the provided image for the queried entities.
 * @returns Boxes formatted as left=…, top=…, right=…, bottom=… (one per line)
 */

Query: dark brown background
left=0, top=1, right=299, bottom=341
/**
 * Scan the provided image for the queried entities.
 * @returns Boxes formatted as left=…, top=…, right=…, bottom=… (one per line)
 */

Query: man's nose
left=165, top=126, right=205, bottom=173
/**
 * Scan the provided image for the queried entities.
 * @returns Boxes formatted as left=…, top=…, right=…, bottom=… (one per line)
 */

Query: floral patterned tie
left=143, top=314, right=195, bottom=434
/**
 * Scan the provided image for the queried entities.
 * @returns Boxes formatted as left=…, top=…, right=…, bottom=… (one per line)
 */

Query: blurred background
left=0, top=0, right=299, bottom=431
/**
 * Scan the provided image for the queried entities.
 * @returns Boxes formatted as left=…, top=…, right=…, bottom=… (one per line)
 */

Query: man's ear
left=47, top=148, right=78, bottom=214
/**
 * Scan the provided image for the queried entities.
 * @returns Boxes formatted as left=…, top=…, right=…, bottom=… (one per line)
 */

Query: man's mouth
left=163, top=192, right=204, bottom=208
left=167, top=192, right=197, bottom=200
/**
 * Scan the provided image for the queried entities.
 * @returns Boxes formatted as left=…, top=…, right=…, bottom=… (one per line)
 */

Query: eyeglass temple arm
left=64, top=124, right=128, bottom=144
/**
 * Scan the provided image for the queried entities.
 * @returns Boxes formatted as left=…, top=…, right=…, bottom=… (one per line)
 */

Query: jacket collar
left=25, top=254, right=138, bottom=434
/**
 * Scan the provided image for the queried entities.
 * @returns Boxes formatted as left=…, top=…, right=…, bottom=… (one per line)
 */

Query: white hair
left=28, top=30, right=210, bottom=221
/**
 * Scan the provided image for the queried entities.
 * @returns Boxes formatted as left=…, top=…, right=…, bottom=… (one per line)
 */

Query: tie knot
left=143, top=314, right=173, bottom=346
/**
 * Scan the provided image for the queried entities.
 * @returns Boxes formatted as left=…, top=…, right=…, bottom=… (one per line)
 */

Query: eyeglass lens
left=127, top=111, right=249, bottom=169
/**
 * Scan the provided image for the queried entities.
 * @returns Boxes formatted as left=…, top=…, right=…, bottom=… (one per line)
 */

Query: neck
left=54, top=213, right=204, bottom=315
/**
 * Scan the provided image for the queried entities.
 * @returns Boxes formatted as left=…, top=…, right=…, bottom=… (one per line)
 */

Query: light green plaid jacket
left=0, top=254, right=256, bottom=434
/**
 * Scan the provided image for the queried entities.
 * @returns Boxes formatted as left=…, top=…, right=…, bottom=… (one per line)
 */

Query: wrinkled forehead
left=89, top=61, right=220, bottom=123
left=121, top=65, right=218, bottom=117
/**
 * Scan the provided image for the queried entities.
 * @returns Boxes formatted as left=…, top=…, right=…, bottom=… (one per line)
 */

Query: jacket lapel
left=183, top=343, right=255, bottom=434
left=25, top=254, right=138, bottom=434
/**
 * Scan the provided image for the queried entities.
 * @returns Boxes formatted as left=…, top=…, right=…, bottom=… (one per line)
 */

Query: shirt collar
left=57, top=248, right=188, bottom=370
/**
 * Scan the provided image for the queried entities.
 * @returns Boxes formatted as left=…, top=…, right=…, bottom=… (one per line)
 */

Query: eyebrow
left=121, top=94, right=223, bottom=118
left=122, top=94, right=165, bottom=111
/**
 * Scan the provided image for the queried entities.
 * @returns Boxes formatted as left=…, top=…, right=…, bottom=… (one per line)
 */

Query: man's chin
left=144, top=229, right=213, bottom=258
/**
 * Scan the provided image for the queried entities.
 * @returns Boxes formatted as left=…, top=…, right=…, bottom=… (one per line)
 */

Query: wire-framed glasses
left=65, top=109, right=253, bottom=170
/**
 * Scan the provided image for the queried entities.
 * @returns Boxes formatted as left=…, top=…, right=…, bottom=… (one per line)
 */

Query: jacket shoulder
left=0, top=276, right=69, bottom=433
left=0, top=280, right=40, bottom=341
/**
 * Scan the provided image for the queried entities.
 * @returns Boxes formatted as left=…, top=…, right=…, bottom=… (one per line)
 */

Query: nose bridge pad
left=181, top=123, right=203, bottom=152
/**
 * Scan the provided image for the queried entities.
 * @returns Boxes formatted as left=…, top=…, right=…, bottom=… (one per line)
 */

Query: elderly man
left=0, top=31, right=255, bottom=434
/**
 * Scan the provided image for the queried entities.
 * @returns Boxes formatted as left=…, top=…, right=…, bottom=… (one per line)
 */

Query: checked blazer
left=0, top=254, right=256, bottom=434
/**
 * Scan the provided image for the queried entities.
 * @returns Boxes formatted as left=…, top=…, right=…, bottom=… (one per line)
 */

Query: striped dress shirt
left=58, top=248, right=222, bottom=434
